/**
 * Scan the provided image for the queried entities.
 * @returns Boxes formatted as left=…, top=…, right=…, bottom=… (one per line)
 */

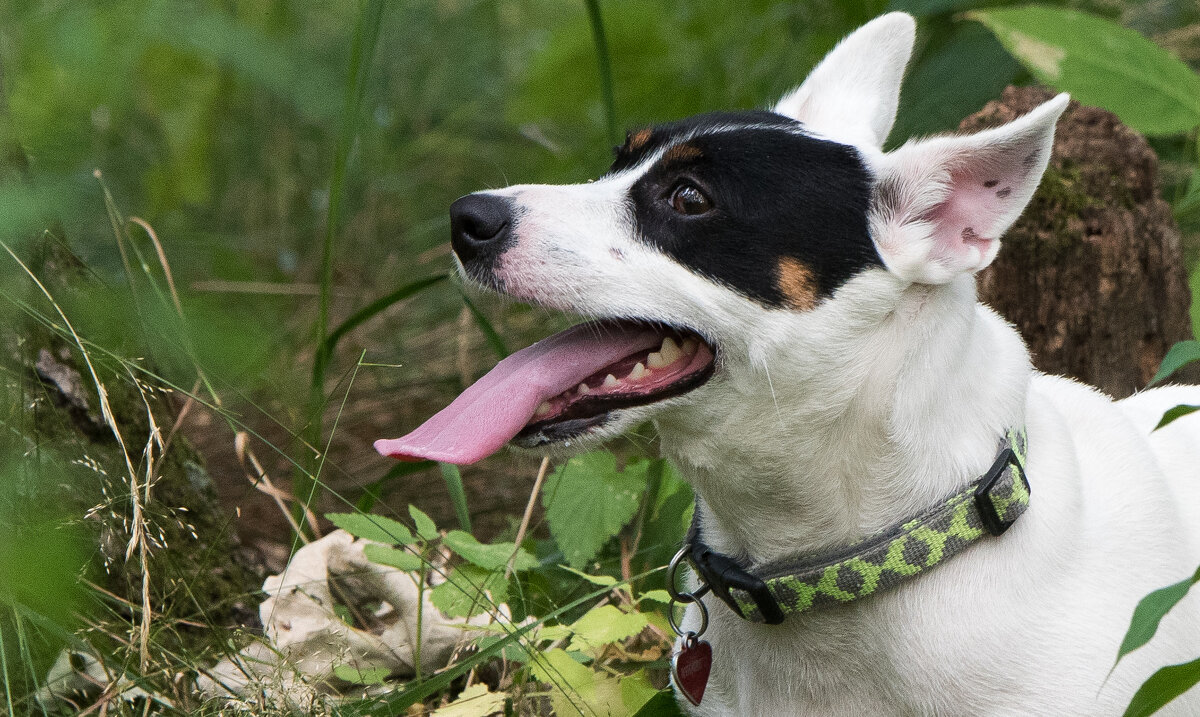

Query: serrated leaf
left=333, top=663, right=390, bottom=685
left=430, top=564, right=508, bottom=619
left=620, top=671, right=660, bottom=715
left=363, top=544, right=424, bottom=572
left=430, top=682, right=506, bottom=717
left=326, top=512, right=415, bottom=545
left=442, top=530, right=538, bottom=572
left=566, top=605, right=650, bottom=652
left=969, top=6, right=1200, bottom=135
left=1116, top=566, right=1200, bottom=665
left=1123, top=656, right=1200, bottom=717
left=1155, top=405, right=1200, bottom=431
left=1150, top=341, right=1200, bottom=386
left=409, top=504, right=439, bottom=541
left=559, top=565, right=618, bottom=586
left=543, top=452, right=650, bottom=569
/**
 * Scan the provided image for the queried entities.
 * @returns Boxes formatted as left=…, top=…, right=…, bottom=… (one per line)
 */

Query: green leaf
left=429, top=683, right=507, bottom=717
left=1123, top=656, right=1200, bottom=717
left=566, top=604, right=650, bottom=652
left=633, top=690, right=688, bottom=717
left=460, top=291, right=509, bottom=359
left=430, top=563, right=508, bottom=619
left=1155, top=405, right=1200, bottom=431
left=1116, top=566, right=1200, bottom=664
left=333, top=663, right=391, bottom=685
left=363, top=544, right=424, bottom=572
left=543, top=452, right=650, bottom=569
left=442, top=530, right=539, bottom=572
left=1149, top=341, right=1200, bottom=386
left=968, top=6, right=1200, bottom=135
left=638, top=589, right=671, bottom=604
left=409, top=504, right=439, bottom=541
left=326, top=512, right=415, bottom=545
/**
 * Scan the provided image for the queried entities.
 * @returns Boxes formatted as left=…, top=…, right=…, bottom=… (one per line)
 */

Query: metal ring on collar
left=666, top=546, right=710, bottom=638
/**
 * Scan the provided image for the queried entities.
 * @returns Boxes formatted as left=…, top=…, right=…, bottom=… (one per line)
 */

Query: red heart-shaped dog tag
left=671, top=638, right=712, bottom=706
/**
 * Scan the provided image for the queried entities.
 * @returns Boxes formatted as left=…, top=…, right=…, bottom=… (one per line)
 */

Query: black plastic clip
left=687, top=543, right=786, bottom=624
left=974, top=447, right=1029, bottom=536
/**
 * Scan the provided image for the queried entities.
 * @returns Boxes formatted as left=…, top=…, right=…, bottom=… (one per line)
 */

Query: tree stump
left=968, top=86, right=1194, bottom=398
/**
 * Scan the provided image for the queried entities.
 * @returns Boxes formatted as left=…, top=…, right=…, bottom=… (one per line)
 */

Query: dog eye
left=669, top=182, right=713, bottom=216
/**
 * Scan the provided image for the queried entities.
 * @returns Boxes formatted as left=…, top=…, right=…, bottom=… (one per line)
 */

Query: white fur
left=465, top=13, right=1200, bottom=714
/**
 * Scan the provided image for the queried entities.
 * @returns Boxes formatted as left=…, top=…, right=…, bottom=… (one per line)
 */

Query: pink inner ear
left=923, top=162, right=1025, bottom=269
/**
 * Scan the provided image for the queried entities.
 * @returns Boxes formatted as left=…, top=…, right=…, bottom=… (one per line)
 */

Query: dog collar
left=680, top=429, right=1029, bottom=624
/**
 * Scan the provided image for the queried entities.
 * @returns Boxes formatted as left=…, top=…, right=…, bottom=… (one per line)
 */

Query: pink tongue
left=374, top=322, right=662, bottom=464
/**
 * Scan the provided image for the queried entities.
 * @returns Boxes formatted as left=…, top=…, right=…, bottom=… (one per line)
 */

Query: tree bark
left=968, top=86, right=1195, bottom=399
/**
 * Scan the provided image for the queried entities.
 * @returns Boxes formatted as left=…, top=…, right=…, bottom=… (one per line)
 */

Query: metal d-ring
left=666, top=546, right=709, bottom=639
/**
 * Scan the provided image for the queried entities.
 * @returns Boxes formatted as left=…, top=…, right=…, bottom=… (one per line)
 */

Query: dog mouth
left=374, top=320, right=716, bottom=464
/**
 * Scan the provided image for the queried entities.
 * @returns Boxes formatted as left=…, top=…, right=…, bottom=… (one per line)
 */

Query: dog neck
left=654, top=271, right=1032, bottom=566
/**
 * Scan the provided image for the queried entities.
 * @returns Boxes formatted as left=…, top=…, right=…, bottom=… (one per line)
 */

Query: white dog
left=377, top=13, right=1200, bottom=714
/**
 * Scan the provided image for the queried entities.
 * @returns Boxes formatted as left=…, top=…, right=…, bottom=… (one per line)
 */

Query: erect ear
left=773, top=12, right=916, bottom=149
left=869, top=94, right=1070, bottom=285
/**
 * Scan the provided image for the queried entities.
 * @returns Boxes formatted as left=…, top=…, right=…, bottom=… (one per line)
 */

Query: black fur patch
left=610, top=111, right=880, bottom=308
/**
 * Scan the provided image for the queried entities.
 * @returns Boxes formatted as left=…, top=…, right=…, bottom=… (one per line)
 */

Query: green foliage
left=1116, top=566, right=1200, bottom=664
left=1124, top=657, right=1200, bottom=717
left=969, top=6, right=1200, bottom=135
left=442, top=530, right=538, bottom=572
left=1150, top=340, right=1200, bottom=385
left=326, top=512, right=416, bottom=545
left=1155, top=404, right=1200, bottom=430
left=543, top=452, right=651, bottom=569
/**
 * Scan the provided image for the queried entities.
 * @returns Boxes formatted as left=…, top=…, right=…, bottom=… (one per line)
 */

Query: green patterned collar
left=683, top=429, right=1030, bottom=624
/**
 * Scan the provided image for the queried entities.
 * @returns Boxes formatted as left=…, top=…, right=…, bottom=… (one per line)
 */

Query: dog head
left=375, top=12, right=1067, bottom=465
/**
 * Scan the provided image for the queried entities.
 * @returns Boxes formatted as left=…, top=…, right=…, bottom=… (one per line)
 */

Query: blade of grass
left=314, top=273, right=449, bottom=383
left=300, top=0, right=388, bottom=534
left=460, top=292, right=509, bottom=359
left=439, top=463, right=472, bottom=532
left=583, top=0, right=619, bottom=146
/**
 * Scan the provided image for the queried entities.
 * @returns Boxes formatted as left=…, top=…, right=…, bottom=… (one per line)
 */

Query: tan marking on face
left=629, top=128, right=652, bottom=150
left=777, top=257, right=818, bottom=311
left=663, top=143, right=702, bottom=163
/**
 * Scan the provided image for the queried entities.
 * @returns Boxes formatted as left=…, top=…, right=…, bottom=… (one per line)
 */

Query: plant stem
left=583, top=0, right=619, bottom=146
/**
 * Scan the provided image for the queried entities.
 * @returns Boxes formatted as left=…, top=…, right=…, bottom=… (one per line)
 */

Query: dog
left=376, top=12, right=1200, bottom=715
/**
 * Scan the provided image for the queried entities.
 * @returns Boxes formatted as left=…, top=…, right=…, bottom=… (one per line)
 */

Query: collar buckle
left=688, top=543, right=787, bottom=625
left=974, top=446, right=1029, bottom=536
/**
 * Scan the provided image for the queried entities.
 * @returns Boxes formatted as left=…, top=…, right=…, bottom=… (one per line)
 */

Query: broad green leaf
left=363, top=544, right=424, bottom=572
left=1116, top=566, right=1200, bottom=664
left=430, top=683, right=506, bottom=717
left=442, top=530, right=538, bottom=572
left=409, top=505, right=439, bottom=541
left=567, top=604, right=650, bottom=652
left=1155, top=405, right=1200, bottom=431
left=326, top=512, right=415, bottom=545
left=430, top=563, right=508, bottom=619
left=1150, top=341, right=1200, bottom=386
left=1123, top=656, right=1200, bottom=717
left=333, top=663, right=391, bottom=685
left=560, top=565, right=618, bottom=587
left=633, top=690, right=688, bottom=717
left=969, top=6, right=1200, bottom=135
left=543, top=452, right=650, bottom=569
left=620, top=671, right=661, bottom=715
left=530, top=647, right=596, bottom=715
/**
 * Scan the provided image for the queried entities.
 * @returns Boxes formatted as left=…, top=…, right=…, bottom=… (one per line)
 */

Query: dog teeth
left=629, top=362, right=648, bottom=380
left=681, top=337, right=698, bottom=355
left=646, top=351, right=667, bottom=369
left=577, top=383, right=590, bottom=395
left=660, top=336, right=683, bottom=364
left=535, top=401, right=552, bottom=417
left=603, top=374, right=619, bottom=388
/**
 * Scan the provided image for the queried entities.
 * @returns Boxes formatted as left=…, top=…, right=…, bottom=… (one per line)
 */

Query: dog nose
left=450, top=193, right=512, bottom=265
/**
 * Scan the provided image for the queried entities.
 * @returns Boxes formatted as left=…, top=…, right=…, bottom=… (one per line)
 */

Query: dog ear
left=869, top=94, right=1070, bottom=284
left=773, top=12, right=915, bottom=149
